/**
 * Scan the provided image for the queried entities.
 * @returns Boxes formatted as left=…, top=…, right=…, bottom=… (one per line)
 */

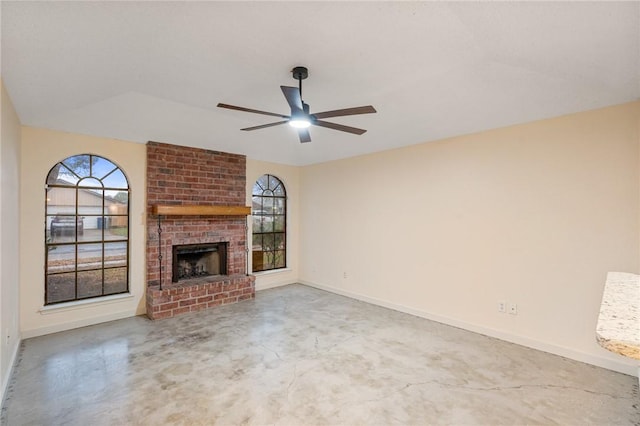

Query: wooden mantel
left=151, top=204, right=251, bottom=216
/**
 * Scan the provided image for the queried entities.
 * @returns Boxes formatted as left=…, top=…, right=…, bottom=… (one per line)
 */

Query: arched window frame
left=44, top=154, right=130, bottom=305
left=251, top=174, right=286, bottom=272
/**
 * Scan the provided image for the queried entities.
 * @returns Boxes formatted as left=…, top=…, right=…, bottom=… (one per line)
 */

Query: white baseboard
left=21, top=310, right=138, bottom=339
left=299, top=280, right=638, bottom=378
left=1, top=338, right=21, bottom=407
left=255, top=280, right=295, bottom=292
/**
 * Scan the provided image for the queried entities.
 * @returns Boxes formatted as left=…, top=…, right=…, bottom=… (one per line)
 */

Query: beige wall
left=8, top=101, right=640, bottom=377
left=299, top=102, right=640, bottom=375
left=246, top=159, right=300, bottom=290
left=20, top=127, right=147, bottom=338
left=1, top=80, right=22, bottom=401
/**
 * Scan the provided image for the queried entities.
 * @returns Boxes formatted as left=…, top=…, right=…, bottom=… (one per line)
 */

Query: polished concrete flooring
left=2, top=284, right=638, bottom=425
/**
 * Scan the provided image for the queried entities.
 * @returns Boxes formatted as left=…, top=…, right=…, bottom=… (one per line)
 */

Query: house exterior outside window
left=45, top=154, right=129, bottom=304
left=252, top=174, right=286, bottom=272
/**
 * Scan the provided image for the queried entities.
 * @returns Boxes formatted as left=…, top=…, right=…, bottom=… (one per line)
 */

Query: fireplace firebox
left=172, top=242, right=227, bottom=283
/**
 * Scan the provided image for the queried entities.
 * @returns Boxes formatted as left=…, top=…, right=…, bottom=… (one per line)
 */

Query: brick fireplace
left=146, top=142, right=255, bottom=320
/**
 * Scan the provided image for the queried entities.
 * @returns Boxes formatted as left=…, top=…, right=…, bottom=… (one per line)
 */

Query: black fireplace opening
left=172, top=242, right=228, bottom=282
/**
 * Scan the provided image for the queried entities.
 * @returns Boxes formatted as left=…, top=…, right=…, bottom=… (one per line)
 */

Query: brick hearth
left=146, top=275, right=254, bottom=320
left=146, top=141, right=255, bottom=319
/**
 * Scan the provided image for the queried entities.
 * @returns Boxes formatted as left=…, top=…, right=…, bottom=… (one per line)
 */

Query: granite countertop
left=596, top=271, right=640, bottom=360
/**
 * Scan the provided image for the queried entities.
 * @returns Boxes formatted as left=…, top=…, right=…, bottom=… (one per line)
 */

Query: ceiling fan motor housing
left=292, top=66, right=308, bottom=80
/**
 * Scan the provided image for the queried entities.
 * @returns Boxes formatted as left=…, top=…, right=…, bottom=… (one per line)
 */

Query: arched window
left=252, top=174, right=286, bottom=272
left=45, top=154, right=129, bottom=305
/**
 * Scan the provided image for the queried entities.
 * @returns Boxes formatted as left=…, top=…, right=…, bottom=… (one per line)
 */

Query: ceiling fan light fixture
left=289, top=117, right=311, bottom=129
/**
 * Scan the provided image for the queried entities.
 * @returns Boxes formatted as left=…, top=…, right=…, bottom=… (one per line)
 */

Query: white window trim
left=39, top=292, right=134, bottom=314
left=253, top=267, right=292, bottom=276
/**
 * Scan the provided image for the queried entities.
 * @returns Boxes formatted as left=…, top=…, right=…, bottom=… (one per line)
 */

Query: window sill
left=253, top=268, right=292, bottom=276
left=39, top=293, right=134, bottom=315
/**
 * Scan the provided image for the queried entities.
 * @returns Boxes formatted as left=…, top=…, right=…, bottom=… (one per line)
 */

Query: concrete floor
left=2, top=284, right=638, bottom=425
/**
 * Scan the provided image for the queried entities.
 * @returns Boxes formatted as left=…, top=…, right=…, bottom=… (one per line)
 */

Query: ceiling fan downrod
left=292, top=66, right=308, bottom=102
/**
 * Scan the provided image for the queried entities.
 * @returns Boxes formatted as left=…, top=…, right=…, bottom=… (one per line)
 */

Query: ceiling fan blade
left=313, top=120, right=367, bottom=135
left=217, top=103, right=288, bottom=119
left=281, top=86, right=303, bottom=112
left=298, top=128, right=311, bottom=143
left=312, top=105, right=377, bottom=119
left=241, top=121, right=289, bottom=131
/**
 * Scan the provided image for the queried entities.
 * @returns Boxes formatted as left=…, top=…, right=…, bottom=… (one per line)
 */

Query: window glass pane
left=263, top=189, right=274, bottom=197
left=63, top=155, right=92, bottom=178
left=106, top=191, right=129, bottom=208
left=46, top=166, right=60, bottom=186
left=46, top=273, right=76, bottom=304
left=104, top=267, right=127, bottom=295
left=252, top=234, right=263, bottom=251
left=46, top=187, right=76, bottom=215
left=49, top=215, right=83, bottom=242
left=91, top=156, right=118, bottom=180
left=274, top=216, right=285, bottom=232
left=45, top=216, right=55, bottom=243
left=274, top=233, right=285, bottom=250
left=78, top=243, right=103, bottom=271
left=105, top=219, right=128, bottom=241
left=274, top=251, right=286, bottom=268
left=79, top=212, right=103, bottom=225
left=78, top=189, right=103, bottom=217
left=274, top=198, right=285, bottom=214
left=252, top=196, right=262, bottom=211
left=49, top=229, right=78, bottom=244
left=262, top=197, right=273, bottom=212
left=261, top=217, right=274, bottom=233
left=87, top=216, right=109, bottom=233
left=78, top=219, right=103, bottom=243
left=77, top=270, right=103, bottom=299
left=252, top=251, right=265, bottom=272
left=47, top=164, right=80, bottom=186
left=261, top=251, right=274, bottom=270
left=252, top=216, right=262, bottom=233
left=257, top=175, right=269, bottom=191
left=47, top=245, right=75, bottom=274
left=79, top=177, right=102, bottom=189
left=57, top=164, right=81, bottom=185
left=102, top=169, right=128, bottom=189
left=262, top=234, right=275, bottom=250
left=268, top=175, right=280, bottom=191
left=252, top=182, right=263, bottom=196
left=105, top=242, right=127, bottom=268
left=273, top=184, right=285, bottom=196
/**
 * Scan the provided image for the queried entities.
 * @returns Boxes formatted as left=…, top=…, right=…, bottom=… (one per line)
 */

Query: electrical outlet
left=509, top=303, right=518, bottom=315
left=497, top=301, right=506, bottom=313
left=343, top=272, right=347, bottom=279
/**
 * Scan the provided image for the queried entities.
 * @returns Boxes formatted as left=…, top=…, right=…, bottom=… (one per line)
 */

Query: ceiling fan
left=217, top=66, right=376, bottom=143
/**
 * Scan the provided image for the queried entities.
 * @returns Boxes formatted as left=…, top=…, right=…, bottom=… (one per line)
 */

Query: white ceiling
left=2, top=1, right=639, bottom=166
